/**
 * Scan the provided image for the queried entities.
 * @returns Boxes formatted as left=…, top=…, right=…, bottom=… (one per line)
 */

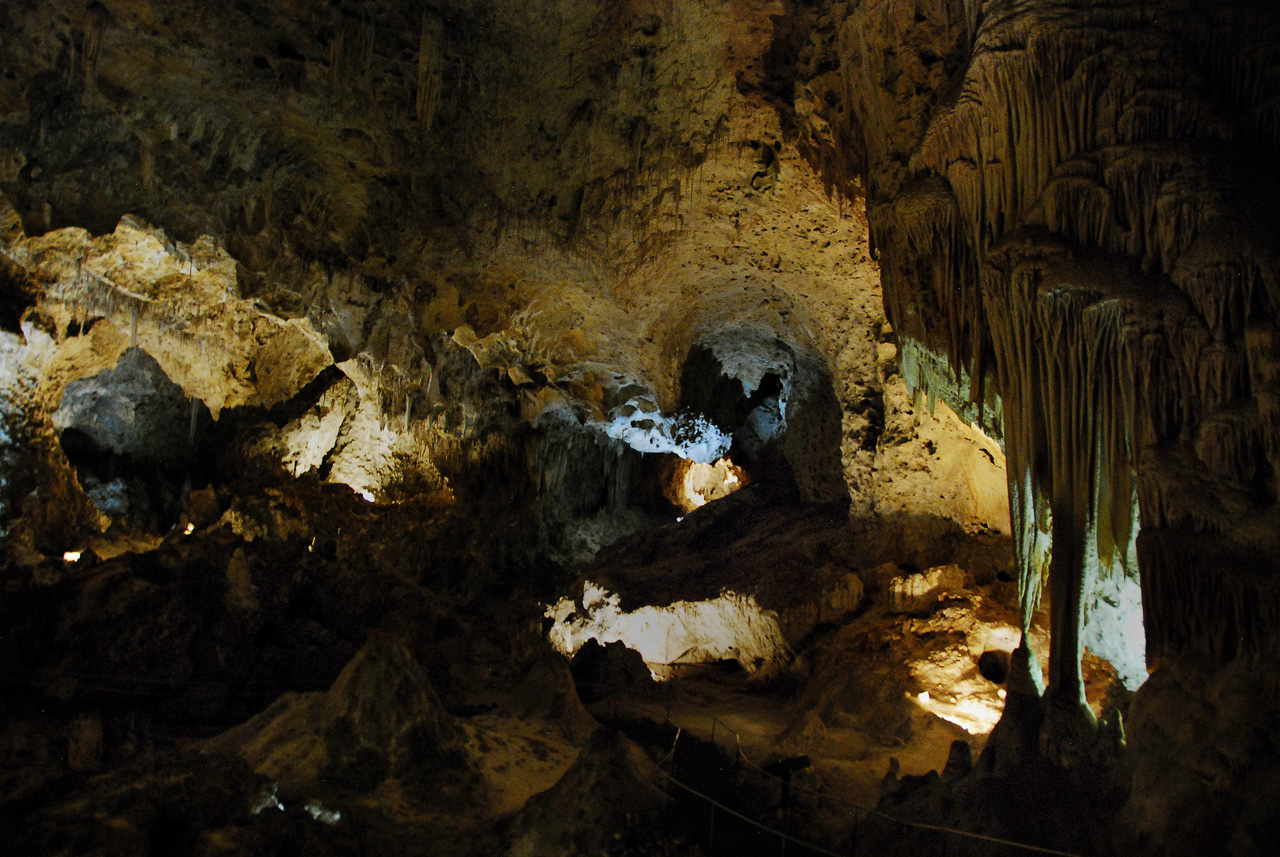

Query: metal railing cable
left=655, top=765, right=848, bottom=857
left=2, top=667, right=1086, bottom=856
left=601, top=692, right=1086, bottom=857
left=701, top=717, right=1084, bottom=857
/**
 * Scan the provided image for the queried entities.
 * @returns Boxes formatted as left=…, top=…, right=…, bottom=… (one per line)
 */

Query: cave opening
left=678, top=332, right=794, bottom=499
left=662, top=455, right=749, bottom=514
left=674, top=325, right=848, bottom=509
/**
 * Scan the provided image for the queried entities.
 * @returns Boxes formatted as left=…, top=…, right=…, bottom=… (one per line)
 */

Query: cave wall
left=0, top=0, right=1014, bottom=574
left=0, top=13, right=1027, bottom=849
left=776, top=0, right=1280, bottom=842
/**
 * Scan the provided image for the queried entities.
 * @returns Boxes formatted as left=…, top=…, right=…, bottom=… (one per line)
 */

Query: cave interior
left=2, top=1, right=1280, bottom=855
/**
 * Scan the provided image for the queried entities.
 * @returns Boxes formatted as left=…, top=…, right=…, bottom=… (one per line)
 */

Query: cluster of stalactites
left=860, top=0, right=1280, bottom=681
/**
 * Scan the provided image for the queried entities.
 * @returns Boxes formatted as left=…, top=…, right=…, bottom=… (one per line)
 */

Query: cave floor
left=0, top=479, right=1126, bottom=857
left=594, top=671, right=981, bottom=812
left=553, top=491, right=1126, bottom=852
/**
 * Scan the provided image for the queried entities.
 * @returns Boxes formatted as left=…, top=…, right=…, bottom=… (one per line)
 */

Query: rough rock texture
left=888, top=564, right=967, bottom=615
left=203, top=632, right=465, bottom=796
left=504, top=729, right=665, bottom=857
left=1123, top=656, right=1280, bottom=857
left=54, top=347, right=204, bottom=462
left=498, top=646, right=599, bottom=745
left=2, top=0, right=1277, bottom=854
left=773, top=0, right=1280, bottom=832
left=0, top=0, right=1011, bottom=561
left=0, top=330, right=40, bottom=532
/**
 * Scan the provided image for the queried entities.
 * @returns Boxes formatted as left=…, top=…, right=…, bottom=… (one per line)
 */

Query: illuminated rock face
left=666, top=457, right=747, bottom=513
left=785, top=0, right=1280, bottom=741
left=546, top=580, right=791, bottom=679
left=0, top=331, right=39, bottom=532
left=0, top=0, right=1013, bottom=574
left=888, top=565, right=966, bottom=616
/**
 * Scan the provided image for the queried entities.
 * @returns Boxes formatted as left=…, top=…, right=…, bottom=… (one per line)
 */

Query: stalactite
left=1037, top=287, right=1102, bottom=703
left=1195, top=342, right=1246, bottom=413
left=849, top=0, right=1280, bottom=726
left=357, top=21, right=375, bottom=89
left=415, top=15, right=445, bottom=134
left=979, top=246, right=1053, bottom=636
left=328, top=30, right=345, bottom=92
left=1141, top=530, right=1280, bottom=669
left=966, top=236, right=1153, bottom=712
left=81, top=6, right=107, bottom=96
left=1194, top=407, right=1262, bottom=484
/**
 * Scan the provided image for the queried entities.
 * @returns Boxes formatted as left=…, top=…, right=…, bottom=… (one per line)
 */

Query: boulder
left=569, top=639, right=653, bottom=703
left=500, top=647, right=598, bottom=744
left=53, top=347, right=207, bottom=463
left=505, top=729, right=663, bottom=857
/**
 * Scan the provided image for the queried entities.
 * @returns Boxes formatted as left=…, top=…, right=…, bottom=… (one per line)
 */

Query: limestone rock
left=53, top=347, right=204, bottom=463
left=0, top=1, right=1274, bottom=854
left=569, top=640, right=653, bottom=704
left=888, top=565, right=966, bottom=615
left=66, top=712, right=103, bottom=773
left=0, top=331, right=40, bottom=533
left=499, top=647, right=598, bottom=746
left=504, top=729, right=664, bottom=857
left=204, top=633, right=462, bottom=795
left=778, top=569, right=866, bottom=644
left=941, top=739, right=972, bottom=784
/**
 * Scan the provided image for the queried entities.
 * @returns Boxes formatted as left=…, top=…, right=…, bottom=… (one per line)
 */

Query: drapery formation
left=794, top=0, right=1280, bottom=749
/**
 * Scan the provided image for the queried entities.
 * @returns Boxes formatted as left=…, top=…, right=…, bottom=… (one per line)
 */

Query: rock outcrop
left=203, top=633, right=465, bottom=796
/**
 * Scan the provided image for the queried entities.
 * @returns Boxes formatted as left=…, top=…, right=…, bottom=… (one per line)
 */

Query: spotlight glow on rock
left=668, top=457, right=749, bottom=513
left=546, top=581, right=789, bottom=679
left=910, top=690, right=1005, bottom=735
left=601, top=401, right=731, bottom=463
